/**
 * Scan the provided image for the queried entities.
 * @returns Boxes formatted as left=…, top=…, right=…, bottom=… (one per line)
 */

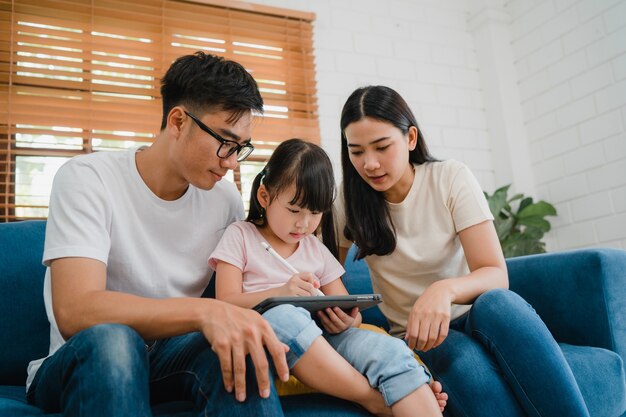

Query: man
left=26, top=52, right=290, bottom=416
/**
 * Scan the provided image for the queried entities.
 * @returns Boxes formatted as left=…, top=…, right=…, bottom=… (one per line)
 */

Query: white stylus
left=261, top=241, right=324, bottom=296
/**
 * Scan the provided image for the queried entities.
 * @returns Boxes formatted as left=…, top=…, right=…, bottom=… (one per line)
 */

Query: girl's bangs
left=290, top=171, right=334, bottom=212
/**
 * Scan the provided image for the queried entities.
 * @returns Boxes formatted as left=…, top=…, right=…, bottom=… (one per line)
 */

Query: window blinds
left=0, top=0, right=319, bottom=220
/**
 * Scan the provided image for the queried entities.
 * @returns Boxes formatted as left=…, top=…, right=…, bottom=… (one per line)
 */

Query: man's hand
left=199, top=301, right=290, bottom=402
left=317, top=306, right=359, bottom=334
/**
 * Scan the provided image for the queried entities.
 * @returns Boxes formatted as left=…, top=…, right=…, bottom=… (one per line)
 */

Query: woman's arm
left=406, top=220, right=507, bottom=352
left=338, top=246, right=350, bottom=265
left=440, top=220, right=508, bottom=304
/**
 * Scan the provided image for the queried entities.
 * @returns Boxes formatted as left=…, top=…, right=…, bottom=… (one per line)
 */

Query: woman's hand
left=317, top=307, right=360, bottom=334
left=278, top=273, right=321, bottom=296
left=405, top=280, right=454, bottom=352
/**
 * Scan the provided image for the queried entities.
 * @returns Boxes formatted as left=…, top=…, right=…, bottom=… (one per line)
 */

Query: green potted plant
left=484, top=185, right=557, bottom=258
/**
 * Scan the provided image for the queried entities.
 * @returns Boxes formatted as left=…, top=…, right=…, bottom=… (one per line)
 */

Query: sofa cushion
left=0, top=221, right=49, bottom=385
left=0, top=385, right=371, bottom=417
left=560, top=343, right=626, bottom=417
left=0, top=385, right=195, bottom=416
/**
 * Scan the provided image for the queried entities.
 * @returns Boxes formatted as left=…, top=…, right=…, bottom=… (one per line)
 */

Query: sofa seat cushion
left=560, top=343, right=626, bottom=417
left=0, top=385, right=195, bottom=417
left=0, top=386, right=371, bottom=417
left=0, top=386, right=51, bottom=417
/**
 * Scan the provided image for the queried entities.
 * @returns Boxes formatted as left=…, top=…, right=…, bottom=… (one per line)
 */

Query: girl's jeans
left=263, top=304, right=431, bottom=407
left=27, top=323, right=284, bottom=417
left=418, top=288, right=590, bottom=417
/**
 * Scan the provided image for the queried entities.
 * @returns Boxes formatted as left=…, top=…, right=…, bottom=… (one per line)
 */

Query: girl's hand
left=279, top=273, right=320, bottom=296
left=317, top=307, right=359, bottom=334
left=405, top=280, right=454, bottom=352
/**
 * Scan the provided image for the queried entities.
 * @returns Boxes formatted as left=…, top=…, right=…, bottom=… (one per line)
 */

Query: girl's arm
left=215, top=261, right=323, bottom=309
left=318, top=278, right=363, bottom=331
left=215, top=261, right=282, bottom=309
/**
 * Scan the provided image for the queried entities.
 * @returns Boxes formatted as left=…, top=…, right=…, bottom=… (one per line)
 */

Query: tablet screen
left=253, top=294, right=382, bottom=315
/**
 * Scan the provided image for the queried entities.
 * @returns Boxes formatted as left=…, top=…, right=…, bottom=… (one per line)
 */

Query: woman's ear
left=407, top=125, right=418, bottom=151
left=257, top=184, right=270, bottom=208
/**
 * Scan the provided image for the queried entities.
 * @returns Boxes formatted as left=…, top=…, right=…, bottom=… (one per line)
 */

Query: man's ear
left=257, top=184, right=270, bottom=208
left=166, top=107, right=185, bottom=138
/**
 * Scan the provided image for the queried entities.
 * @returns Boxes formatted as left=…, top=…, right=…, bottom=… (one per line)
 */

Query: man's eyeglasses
left=184, top=111, right=254, bottom=162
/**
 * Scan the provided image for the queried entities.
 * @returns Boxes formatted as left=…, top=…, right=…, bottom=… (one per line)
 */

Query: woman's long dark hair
left=340, top=86, right=436, bottom=260
left=247, top=138, right=338, bottom=258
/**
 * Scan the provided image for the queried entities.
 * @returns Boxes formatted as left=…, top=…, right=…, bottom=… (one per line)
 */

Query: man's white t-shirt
left=336, top=160, right=494, bottom=338
left=26, top=149, right=243, bottom=389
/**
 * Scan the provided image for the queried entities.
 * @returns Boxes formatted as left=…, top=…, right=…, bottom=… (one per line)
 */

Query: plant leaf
left=518, top=216, right=551, bottom=232
left=518, top=197, right=533, bottom=214
left=495, top=217, right=515, bottom=241
left=486, top=185, right=511, bottom=218
left=518, top=201, right=557, bottom=218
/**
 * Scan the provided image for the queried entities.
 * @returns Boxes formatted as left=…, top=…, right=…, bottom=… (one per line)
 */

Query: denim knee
left=469, top=289, right=534, bottom=332
left=68, top=323, right=147, bottom=385
left=262, top=304, right=322, bottom=368
left=369, top=333, right=430, bottom=406
left=327, top=328, right=430, bottom=406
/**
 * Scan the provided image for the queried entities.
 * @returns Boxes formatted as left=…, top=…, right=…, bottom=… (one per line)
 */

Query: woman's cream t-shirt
left=336, top=160, right=494, bottom=337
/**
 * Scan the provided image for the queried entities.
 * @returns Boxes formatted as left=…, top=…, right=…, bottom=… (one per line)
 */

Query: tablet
left=252, top=294, right=382, bottom=315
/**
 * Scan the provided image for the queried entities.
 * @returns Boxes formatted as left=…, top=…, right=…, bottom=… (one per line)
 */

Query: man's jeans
left=26, top=323, right=284, bottom=417
left=419, top=289, right=590, bottom=417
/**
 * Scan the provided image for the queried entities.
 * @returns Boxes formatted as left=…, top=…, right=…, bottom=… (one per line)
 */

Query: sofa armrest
left=507, top=248, right=626, bottom=362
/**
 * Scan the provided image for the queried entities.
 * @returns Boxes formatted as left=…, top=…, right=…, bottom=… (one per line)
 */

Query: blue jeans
left=26, top=323, right=284, bottom=417
left=418, top=289, right=590, bottom=417
left=263, top=304, right=430, bottom=406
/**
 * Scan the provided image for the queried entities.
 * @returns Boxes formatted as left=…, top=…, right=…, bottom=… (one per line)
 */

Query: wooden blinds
left=0, top=0, right=319, bottom=221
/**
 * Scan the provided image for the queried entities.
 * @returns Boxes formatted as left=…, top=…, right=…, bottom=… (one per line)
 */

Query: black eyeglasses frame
left=184, top=110, right=254, bottom=162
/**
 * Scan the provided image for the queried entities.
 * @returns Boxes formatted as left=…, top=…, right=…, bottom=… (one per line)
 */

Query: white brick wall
left=250, top=0, right=625, bottom=252
left=508, top=0, right=626, bottom=250
left=249, top=0, right=496, bottom=191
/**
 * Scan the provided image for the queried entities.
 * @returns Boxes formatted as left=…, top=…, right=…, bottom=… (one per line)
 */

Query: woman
left=335, top=85, right=590, bottom=417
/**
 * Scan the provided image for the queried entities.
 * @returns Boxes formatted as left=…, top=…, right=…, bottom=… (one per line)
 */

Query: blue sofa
left=1, top=220, right=625, bottom=416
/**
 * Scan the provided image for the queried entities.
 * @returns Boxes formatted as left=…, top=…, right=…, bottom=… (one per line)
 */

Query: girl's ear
left=407, top=125, right=418, bottom=151
left=257, top=184, right=270, bottom=208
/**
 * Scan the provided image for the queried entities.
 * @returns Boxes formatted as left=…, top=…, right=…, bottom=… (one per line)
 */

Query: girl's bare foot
left=430, top=380, right=448, bottom=412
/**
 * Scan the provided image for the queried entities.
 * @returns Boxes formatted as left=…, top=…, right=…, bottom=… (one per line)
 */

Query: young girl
left=337, top=85, right=591, bottom=417
left=209, top=139, right=444, bottom=417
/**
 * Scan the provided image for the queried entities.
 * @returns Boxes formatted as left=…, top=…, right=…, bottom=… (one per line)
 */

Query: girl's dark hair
left=247, top=138, right=338, bottom=257
left=340, top=85, right=437, bottom=260
left=160, top=52, right=263, bottom=129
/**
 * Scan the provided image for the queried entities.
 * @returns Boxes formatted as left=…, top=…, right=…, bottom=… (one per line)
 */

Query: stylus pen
left=261, top=241, right=324, bottom=296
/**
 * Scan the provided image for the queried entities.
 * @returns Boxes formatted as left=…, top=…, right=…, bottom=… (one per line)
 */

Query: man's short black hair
left=160, top=52, right=263, bottom=129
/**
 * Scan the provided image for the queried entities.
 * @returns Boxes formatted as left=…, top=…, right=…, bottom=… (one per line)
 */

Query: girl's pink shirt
left=208, top=221, right=344, bottom=294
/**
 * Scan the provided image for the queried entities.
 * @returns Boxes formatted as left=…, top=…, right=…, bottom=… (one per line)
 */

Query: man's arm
left=51, top=257, right=290, bottom=402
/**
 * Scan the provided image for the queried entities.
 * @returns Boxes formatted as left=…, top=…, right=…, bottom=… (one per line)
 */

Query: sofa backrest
left=342, top=245, right=390, bottom=330
left=0, top=220, right=49, bottom=385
